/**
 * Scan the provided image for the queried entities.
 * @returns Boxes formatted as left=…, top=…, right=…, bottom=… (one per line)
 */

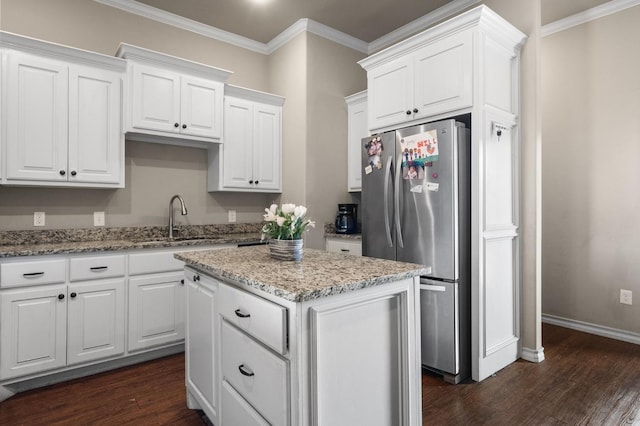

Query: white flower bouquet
left=261, top=203, right=315, bottom=240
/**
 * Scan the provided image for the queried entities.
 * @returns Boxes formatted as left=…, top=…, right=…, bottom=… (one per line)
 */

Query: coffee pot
left=335, top=204, right=358, bottom=234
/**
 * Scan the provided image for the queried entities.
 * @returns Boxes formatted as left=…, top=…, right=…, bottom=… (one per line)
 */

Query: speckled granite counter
left=324, top=223, right=361, bottom=240
left=175, top=245, right=427, bottom=302
left=0, top=224, right=263, bottom=258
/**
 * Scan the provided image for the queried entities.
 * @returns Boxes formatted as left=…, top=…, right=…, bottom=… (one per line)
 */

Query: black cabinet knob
left=70, top=170, right=77, bottom=176
left=182, top=124, right=187, bottom=129
left=413, top=108, right=419, bottom=114
left=174, top=122, right=179, bottom=128
left=249, top=180, right=254, bottom=184
left=406, top=110, right=412, bottom=115
left=70, top=292, right=77, bottom=298
left=193, top=275, right=200, bottom=282
left=59, top=170, right=66, bottom=176
left=180, top=279, right=185, bottom=285
left=58, top=294, right=65, bottom=300
left=255, top=180, right=259, bottom=185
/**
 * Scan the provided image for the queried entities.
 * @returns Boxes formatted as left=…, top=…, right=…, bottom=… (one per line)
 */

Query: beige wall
left=542, top=6, right=640, bottom=334
left=304, top=33, right=366, bottom=249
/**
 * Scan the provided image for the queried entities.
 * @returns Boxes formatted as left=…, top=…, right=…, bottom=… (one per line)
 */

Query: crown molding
left=94, top=0, right=487, bottom=57
left=93, top=0, right=269, bottom=54
left=368, top=0, right=481, bottom=53
left=541, top=0, right=640, bottom=37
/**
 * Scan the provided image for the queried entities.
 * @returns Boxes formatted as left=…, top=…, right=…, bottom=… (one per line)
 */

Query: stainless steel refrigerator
left=361, top=118, right=470, bottom=384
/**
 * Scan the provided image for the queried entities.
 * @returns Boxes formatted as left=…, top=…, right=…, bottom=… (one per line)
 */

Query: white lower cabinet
left=221, top=380, right=269, bottom=426
left=128, top=272, right=185, bottom=352
left=185, top=270, right=219, bottom=424
left=325, top=237, right=362, bottom=256
left=67, top=278, right=125, bottom=365
left=0, top=284, right=68, bottom=379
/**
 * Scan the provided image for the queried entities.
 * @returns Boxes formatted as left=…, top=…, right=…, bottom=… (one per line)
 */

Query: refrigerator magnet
left=426, top=182, right=440, bottom=192
left=410, top=185, right=423, bottom=193
left=400, top=130, right=440, bottom=166
left=364, top=138, right=383, bottom=169
left=402, top=165, right=424, bottom=180
left=364, top=165, right=373, bottom=175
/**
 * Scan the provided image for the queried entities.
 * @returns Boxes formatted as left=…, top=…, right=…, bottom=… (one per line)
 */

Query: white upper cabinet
left=117, top=44, right=231, bottom=147
left=345, top=91, right=368, bottom=192
left=365, top=29, right=472, bottom=131
left=0, top=32, right=125, bottom=187
left=208, top=85, right=283, bottom=193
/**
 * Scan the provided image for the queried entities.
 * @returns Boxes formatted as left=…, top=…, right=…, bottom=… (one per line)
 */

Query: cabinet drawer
left=221, top=380, right=269, bottom=426
left=219, top=283, right=287, bottom=354
left=0, top=258, right=66, bottom=288
left=325, top=238, right=362, bottom=256
left=69, top=254, right=126, bottom=281
left=129, top=251, right=184, bottom=275
left=221, top=321, right=289, bottom=426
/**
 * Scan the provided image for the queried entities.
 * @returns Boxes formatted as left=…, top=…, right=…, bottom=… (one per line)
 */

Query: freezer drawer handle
left=90, top=266, right=108, bottom=272
left=234, top=309, right=251, bottom=318
left=421, top=284, right=446, bottom=292
left=238, top=364, right=255, bottom=377
left=23, top=272, right=45, bottom=278
left=383, top=154, right=393, bottom=247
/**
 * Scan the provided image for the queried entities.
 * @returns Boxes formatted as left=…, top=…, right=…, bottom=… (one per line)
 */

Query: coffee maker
left=335, top=204, right=358, bottom=234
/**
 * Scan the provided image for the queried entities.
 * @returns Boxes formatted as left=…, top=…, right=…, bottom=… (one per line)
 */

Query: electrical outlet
left=94, top=211, right=105, bottom=227
left=620, top=289, right=633, bottom=305
left=228, top=210, right=237, bottom=223
left=34, top=212, right=45, bottom=227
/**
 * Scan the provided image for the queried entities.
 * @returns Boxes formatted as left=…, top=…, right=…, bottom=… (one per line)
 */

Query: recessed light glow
left=249, top=0, right=270, bottom=4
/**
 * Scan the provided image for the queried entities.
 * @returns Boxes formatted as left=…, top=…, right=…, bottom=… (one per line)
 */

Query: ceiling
left=135, top=0, right=612, bottom=44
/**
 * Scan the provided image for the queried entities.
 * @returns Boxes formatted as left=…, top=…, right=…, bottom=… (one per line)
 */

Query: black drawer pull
left=340, top=249, right=350, bottom=252
left=238, top=364, right=254, bottom=377
left=234, top=309, right=250, bottom=318
left=90, top=266, right=108, bottom=272
left=193, top=275, right=200, bottom=282
left=23, top=272, right=45, bottom=278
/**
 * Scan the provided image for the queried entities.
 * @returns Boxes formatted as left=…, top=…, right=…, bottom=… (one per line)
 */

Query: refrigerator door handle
left=383, top=154, right=394, bottom=247
left=421, top=284, right=446, bottom=292
left=394, top=153, right=404, bottom=248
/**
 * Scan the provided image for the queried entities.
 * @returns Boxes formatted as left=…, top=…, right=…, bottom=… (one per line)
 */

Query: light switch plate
left=34, top=212, right=45, bottom=227
left=620, top=289, right=633, bottom=305
left=94, top=211, right=105, bottom=227
left=228, top=210, right=237, bottom=223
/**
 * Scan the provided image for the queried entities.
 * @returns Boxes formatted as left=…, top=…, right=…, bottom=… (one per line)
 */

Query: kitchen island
left=175, top=245, right=426, bottom=426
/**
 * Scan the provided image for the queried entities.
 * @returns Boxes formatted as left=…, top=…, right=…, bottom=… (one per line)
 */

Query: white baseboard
left=520, top=346, right=545, bottom=363
left=542, top=314, right=640, bottom=345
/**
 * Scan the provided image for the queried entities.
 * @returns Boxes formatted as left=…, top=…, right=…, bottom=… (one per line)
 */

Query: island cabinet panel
left=185, top=270, right=219, bottom=425
left=221, top=380, right=270, bottom=426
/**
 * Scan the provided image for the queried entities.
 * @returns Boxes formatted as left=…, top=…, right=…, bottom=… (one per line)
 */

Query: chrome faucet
left=168, top=195, right=188, bottom=239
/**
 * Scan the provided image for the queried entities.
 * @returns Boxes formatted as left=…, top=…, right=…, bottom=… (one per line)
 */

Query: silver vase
left=269, top=239, right=303, bottom=261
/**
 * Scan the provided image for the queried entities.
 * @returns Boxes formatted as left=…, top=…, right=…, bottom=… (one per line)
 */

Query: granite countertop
left=324, top=223, right=361, bottom=240
left=175, top=245, right=427, bottom=302
left=0, top=224, right=263, bottom=258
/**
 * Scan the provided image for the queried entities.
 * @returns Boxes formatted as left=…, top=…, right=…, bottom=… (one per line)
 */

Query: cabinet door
left=181, top=75, right=223, bottom=139
left=252, top=103, right=281, bottom=191
left=68, top=65, right=122, bottom=185
left=130, top=63, right=180, bottom=134
left=367, top=55, right=413, bottom=131
left=67, top=279, right=125, bottom=365
left=4, top=52, right=68, bottom=182
left=222, top=97, right=254, bottom=189
left=0, top=285, right=67, bottom=379
left=347, top=95, right=367, bottom=191
left=413, top=30, right=472, bottom=119
left=186, top=272, right=218, bottom=422
left=128, top=272, right=185, bottom=352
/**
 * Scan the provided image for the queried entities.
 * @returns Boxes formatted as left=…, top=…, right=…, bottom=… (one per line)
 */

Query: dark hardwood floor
left=1, top=323, right=639, bottom=425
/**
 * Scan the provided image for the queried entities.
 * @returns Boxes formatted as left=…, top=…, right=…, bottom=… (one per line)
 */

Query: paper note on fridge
left=426, top=182, right=439, bottom=192
left=399, top=129, right=439, bottom=167
left=364, top=165, right=373, bottom=175
left=410, top=185, right=423, bottom=193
